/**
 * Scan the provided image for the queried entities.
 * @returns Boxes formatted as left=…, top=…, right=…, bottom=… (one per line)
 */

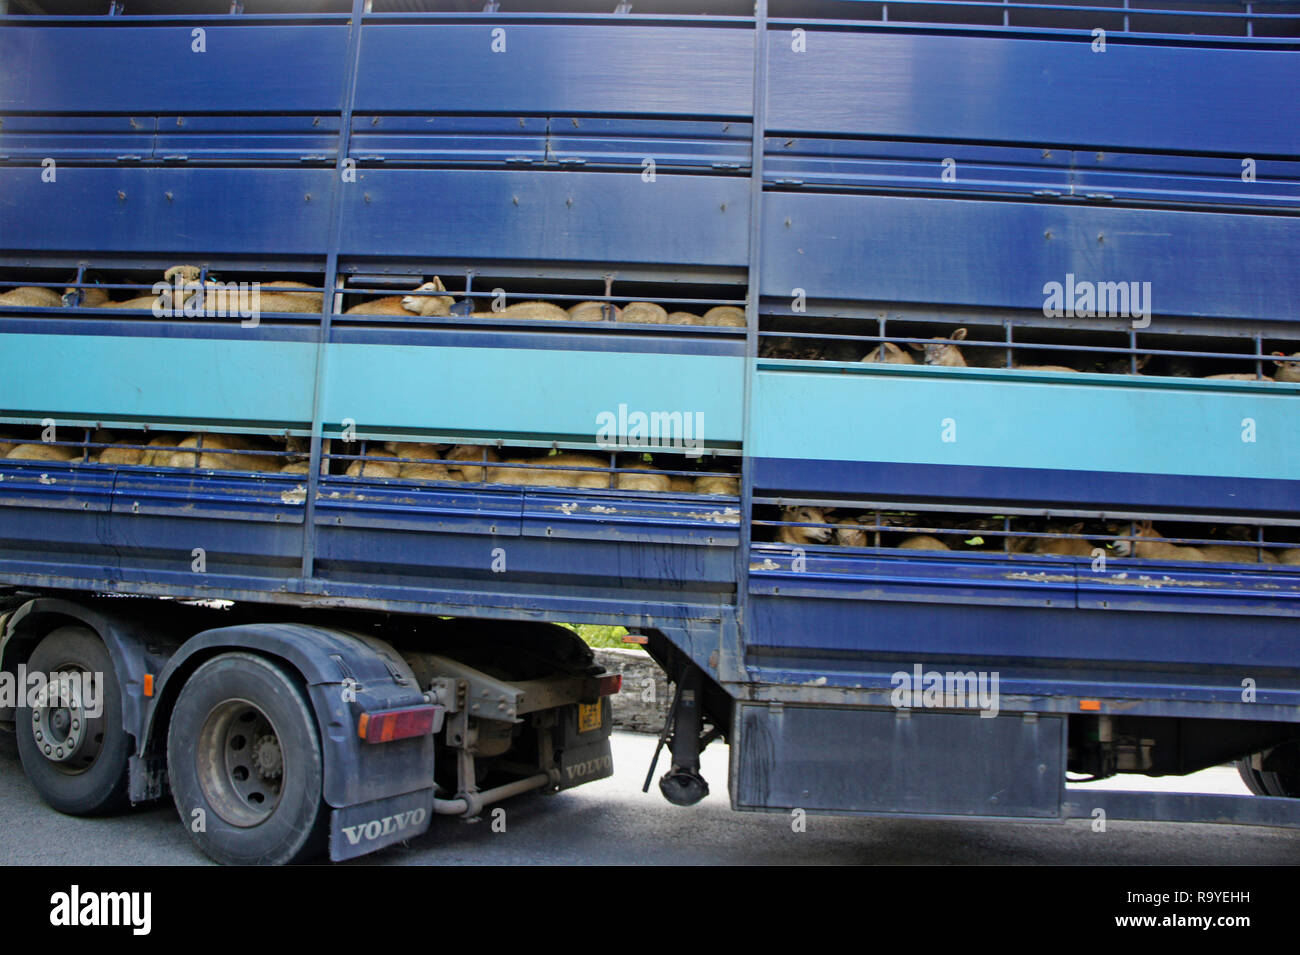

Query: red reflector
left=596, top=674, right=622, bottom=697
left=622, top=634, right=648, bottom=645
left=1080, top=700, right=1102, bottom=712
left=358, top=706, right=439, bottom=744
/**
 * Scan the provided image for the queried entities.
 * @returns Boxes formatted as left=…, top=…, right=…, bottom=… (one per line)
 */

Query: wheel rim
left=196, top=699, right=286, bottom=827
left=27, top=662, right=106, bottom=775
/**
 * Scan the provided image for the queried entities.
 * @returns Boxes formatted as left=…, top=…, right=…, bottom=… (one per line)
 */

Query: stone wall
left=593, top=647, right=671, bottom=735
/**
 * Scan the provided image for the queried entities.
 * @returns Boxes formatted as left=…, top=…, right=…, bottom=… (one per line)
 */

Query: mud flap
left=555, top=698, right=614, bottom=790
left=329, top=788, right=435, bottom=861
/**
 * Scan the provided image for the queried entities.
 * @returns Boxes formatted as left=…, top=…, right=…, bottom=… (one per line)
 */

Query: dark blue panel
left=353, top=23, right=754, bottom=118
left=0, top=24, right=348, bottom=113
left=521, top=489, right=740, bottom=546
left=547, top=118, right=753, bottom=173
left=760, top=192, right=1300, bottom=320
left=155, top=115, right=342, bottom=163
left=733, top=703, right=1064, bottom=817
left=341, top=169, right=750, bottom=267
left=751, top=456, right=1300, bottom=515
left=0, top=116, right=157, bottom=162
left=748, top=545, right=1077, bottom=609
left=746, top=594, right=1300, bottom=672
left=0, top=167, right=336, bottom=255
left=764, top=138, right=1300, bottom=210
left=767, top=30, right=1300, bottom=155
left=349, top=115, right=549, bottom=166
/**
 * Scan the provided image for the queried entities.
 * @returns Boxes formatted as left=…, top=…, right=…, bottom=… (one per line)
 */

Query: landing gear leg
left=656, top=666, right=709, bottom=806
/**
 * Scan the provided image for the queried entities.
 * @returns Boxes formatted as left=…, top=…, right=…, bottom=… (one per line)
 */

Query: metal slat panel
left=353, top=23, right=755, bottom=117
left=761, top=191, right=1300, bottom=319
left=0, top=167, right=336, bottom=254
left=340, top=168, right=750, bottom=266
left=767, top=30, right=1300, bottom=155
left=0, top=24, right=350, bottom=113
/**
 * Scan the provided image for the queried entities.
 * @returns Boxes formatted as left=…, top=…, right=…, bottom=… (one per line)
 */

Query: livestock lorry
left=0, top=0, right=1298, bottom=865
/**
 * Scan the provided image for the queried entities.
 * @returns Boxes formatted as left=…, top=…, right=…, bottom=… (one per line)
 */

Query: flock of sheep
left=0, top=268, right=747, bottom=327
left=0, top=431, right=741, bottom=496
left=768, top=326, right=1300, bottom=382
left=773, top=506, right=1300, bottom=565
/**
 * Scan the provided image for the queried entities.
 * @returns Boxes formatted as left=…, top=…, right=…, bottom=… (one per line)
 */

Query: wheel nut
left=72, top=721, right=79, bottom=731
left=44, top=745, right=51, bottom=755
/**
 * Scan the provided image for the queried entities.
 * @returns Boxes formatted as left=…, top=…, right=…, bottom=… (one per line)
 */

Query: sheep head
left=909, top=327, right=968, bottom=366
left=1272, top=351, right=1300, bottom=382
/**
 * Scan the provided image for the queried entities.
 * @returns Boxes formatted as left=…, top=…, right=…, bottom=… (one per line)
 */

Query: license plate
left=577, top=702, right=603, bottom=734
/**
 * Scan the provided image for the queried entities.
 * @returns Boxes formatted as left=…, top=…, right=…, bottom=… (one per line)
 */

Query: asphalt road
left=2, top=729, right=1297, bottom=865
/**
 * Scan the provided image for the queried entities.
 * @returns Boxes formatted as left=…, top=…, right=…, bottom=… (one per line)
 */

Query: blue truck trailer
left=0, top=0, right=1297, bottom=864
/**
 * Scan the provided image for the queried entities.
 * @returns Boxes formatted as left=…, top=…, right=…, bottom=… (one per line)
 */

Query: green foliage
left=558, top=623, right=639, bottom=650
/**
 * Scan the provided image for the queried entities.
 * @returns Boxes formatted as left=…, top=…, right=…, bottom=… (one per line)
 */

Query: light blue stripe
left=323, top=343, right=744, bottom=443
left=0, top=333, right=317, bottom=425
left=751, top=364, right=1300, bottom=482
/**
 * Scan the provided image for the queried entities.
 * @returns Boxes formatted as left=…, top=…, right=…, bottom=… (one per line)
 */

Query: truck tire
left=15, top=626, right=131, bottom=815
left=167, top=652, right=328, bottom=865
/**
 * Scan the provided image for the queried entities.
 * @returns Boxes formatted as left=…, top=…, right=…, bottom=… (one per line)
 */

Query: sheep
left=5, top=443, right=79, bottom=462
left=1109, top=521, right=1207, bottom=561
left=381, top=441, right=462, bottom=482
left=475, top=301, right=571, bottom=322
left=1011, top=361, right=1082, bottom=374
left=93, top=433, right=184, bottom=466
left=862, top=342, right=916, bottom=365
left=1092, top=354, right=1152, bottom=375
left=1032, top=522, right=1095, bottom=556
left=614, top=459, right=673, bottom=492
left=667, top=311, right=701, bottom=325
left=702, top=306, right=746, bottom=327
left=164, top=267, right=324, bottom=315
left=344, top=450, right=401, bottom=479
left=0, top=286, right=63, bottom=308
left=444, top=444, right=500, bottom=482
left=1272, top=352, right=1300, bottom=383
left=693, top=475, right=739, bottom=495
left=487, top=453, right=611, bottom=488
left=775, top=506, right=832, bottom=545
left=1199, top=543, right=1277, bottom=565
left=97, top=441, right=149, bottom=466
left=163, top=434, right=279, bottom=472
left=343, top=278, right=454, bottom=317
left=1204, top=372, right=1274, bottom=382
left=618, top=302, right=669, bottom=325
left=668, top=475, right=696, bottom=493
left=909, top=327, right=968, bottom=366
left=834, top=518, right=869, bottom=547
left=568, top=301, right=619, bottom=322
left=897, top=534, right=950, bottom=551
left=1279, top=549, right=1300, bottom=566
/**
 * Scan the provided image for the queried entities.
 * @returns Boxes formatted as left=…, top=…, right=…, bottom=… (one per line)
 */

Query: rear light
left=358, top=705, right=441, bottom=744
left=596, top=673, right=622, bottom=697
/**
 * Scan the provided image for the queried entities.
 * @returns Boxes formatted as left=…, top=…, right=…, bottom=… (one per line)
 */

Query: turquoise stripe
left=323, top=343, right=744, bottom=444
left=751, top=364, right=1300, bottom=482
left=0, top=333, right=316, bottom=425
